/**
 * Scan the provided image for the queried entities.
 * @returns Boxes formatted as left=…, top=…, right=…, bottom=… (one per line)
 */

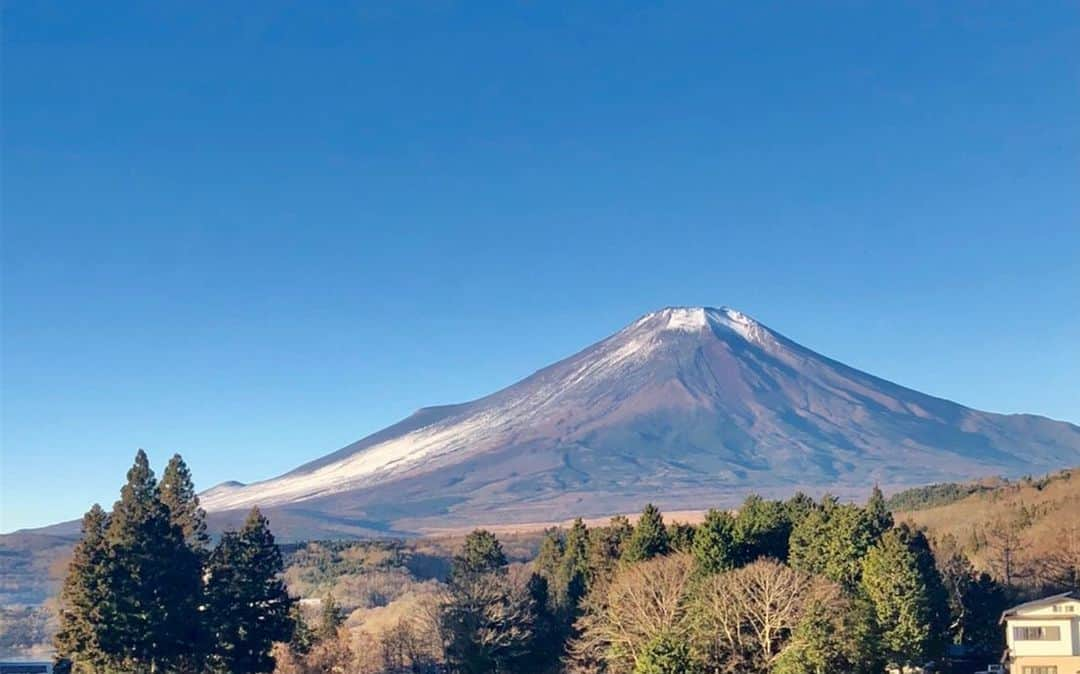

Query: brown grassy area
left=896, top=467, right=1079, bottom=581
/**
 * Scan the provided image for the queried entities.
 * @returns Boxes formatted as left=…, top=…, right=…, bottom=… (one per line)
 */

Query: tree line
left=55, top=453, right=1032, bottom=674
left=417, top=490, right=1013, bottom=674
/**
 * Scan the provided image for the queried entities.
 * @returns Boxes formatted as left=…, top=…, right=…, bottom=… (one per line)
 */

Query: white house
left=1001, top=591, right=1080, bottom=674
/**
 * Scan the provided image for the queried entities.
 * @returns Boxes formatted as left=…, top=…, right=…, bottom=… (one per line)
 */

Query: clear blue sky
left=2, top=2, right=1078, bottom=533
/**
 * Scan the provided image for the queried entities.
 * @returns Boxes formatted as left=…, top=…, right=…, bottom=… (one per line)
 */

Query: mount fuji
left=199, top=306, right=1080, bottom=538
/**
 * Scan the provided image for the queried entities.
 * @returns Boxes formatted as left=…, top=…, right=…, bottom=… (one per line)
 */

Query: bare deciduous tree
left=567, top=553, right=696, bottom=673
left=689, top=558, right=818, bottom=673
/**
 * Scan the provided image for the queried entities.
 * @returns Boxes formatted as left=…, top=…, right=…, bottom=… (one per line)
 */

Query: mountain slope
left=200, top=307, right=1080, bottom=534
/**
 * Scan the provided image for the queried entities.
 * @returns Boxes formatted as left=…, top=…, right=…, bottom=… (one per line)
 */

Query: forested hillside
left=895, top=468, right=1079, bottom=588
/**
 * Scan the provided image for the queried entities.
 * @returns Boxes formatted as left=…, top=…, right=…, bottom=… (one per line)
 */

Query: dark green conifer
left=106, top=449, right=202, bottom=672
left=667, top=522, right=696, bottom=552
left=451, top=529, right=508, bottom=579
left=534, top=528, right=565, bottom=585
left=733, top=494, right=792, bottom=562
left=55, top=504, right=114, bottom=672
left=555, top=518, right=590, bottom=608
left=160, top=453, right=210, bottom=551
left=692, top=508, right=737, bottom=574
left=866, top=484, right=894, bottom=538
left=622, top=504, right=669, bottom=563
left=205, top=507, right=295, bottom=673
left=588, top=515, right=633, bottom=580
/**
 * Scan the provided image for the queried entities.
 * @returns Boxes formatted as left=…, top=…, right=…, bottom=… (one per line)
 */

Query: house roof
left=1000, top=591, right=1080, bottom=623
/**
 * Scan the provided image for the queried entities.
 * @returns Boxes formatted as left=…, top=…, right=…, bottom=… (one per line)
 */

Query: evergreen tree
left=534, top=528, right=565, bottom=586
left=691, top=509, right=737, bottom=575
left=772, top=594, right=882, bottom=674
left=860, top=524, right=948, bottom=664
left=667, top=522, right=696, bottom=553
left=555, top=518, right=590, bottom=609
left=452, top=529, right=508, bottom=579
left=936, top=539, right=1007, bottom=654
left=206, top=507, right=295, bottom=673
left=288, top=604, right=315, bottom=655
left=105, top=449, right=202, bottom=672
left=523, top=573, right=563, bottom=674
left=159, top=453, right=210, bottom=551
left=588, top=515, right=633, bottom=579
left=866, top=484, right=894, bottom=538
left=634, top=632, right=698, bottom=674
left=789, top=504, right=878, bottom=592
left=317, top=593, right=345, bottom=642
left=622, top=504, right=669, bottom=563
left=785, top=492, right=818, bottom=529
left=55, top=504, right=114, bottom=672
left=733, top=494, right=792, bottom=562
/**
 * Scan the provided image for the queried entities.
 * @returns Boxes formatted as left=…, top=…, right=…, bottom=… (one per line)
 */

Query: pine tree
left=860, top=524, right=949, bottom=663
left=317, top=593, right=345, bottom=642
left=206, top=507, right=295, bottom=673
left=866, top=484, right=894, bottom=538
left=288, top=604, right=315, bottom=655
left=692, top=508, right=737, bottom=574
left=588, top=515, right=633, bottom=579
left=523, top=573, right=563, bottom=674
left=667, top=522, right=696, bottom=552
left=534, top=528, right=565, bottom=588
left=733, top=494, right=792, bottom=562
left=452, top=529, right=508, bottom=579
left=55, top=504, right=114, bottom=672
left=555, top=518, right=590, bottom=609
left=106, top=449, right=202, bottom=672
left=160, top=453, right=210, bottom=551
left=622, top=504, right=669, bottom=563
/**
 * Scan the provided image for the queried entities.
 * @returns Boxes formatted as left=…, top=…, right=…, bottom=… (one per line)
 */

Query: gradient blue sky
left=3, top=1, right=1078, bottom=532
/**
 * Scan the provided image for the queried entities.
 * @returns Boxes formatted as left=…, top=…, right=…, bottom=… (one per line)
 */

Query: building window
left=1051, top=604, right=1076, bottom=613
left=1020, top=667, right=1057, bottom=674
left=1013, top=625, right=1061, bottom=641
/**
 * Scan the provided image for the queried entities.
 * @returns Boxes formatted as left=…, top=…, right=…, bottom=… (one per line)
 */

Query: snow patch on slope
left=664, top=307, right=710, bottom=332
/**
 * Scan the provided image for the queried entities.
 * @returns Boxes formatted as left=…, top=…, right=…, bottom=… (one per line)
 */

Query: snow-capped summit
left=200, top=305, right=1080, bottom=537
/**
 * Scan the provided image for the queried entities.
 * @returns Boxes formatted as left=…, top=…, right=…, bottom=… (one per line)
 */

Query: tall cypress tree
left=622, top=504, right=669, bottom=563
left=106, top=449, right=202, bottom=672
left=55, top=504, right=114, bottom=672
left=206, top=507, right=295, bottom=674
left=160, top=453, right=210, bottom=551
left=159, top=452, right=211, bottom=671
left=861, top=523, right=948, bottom=663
